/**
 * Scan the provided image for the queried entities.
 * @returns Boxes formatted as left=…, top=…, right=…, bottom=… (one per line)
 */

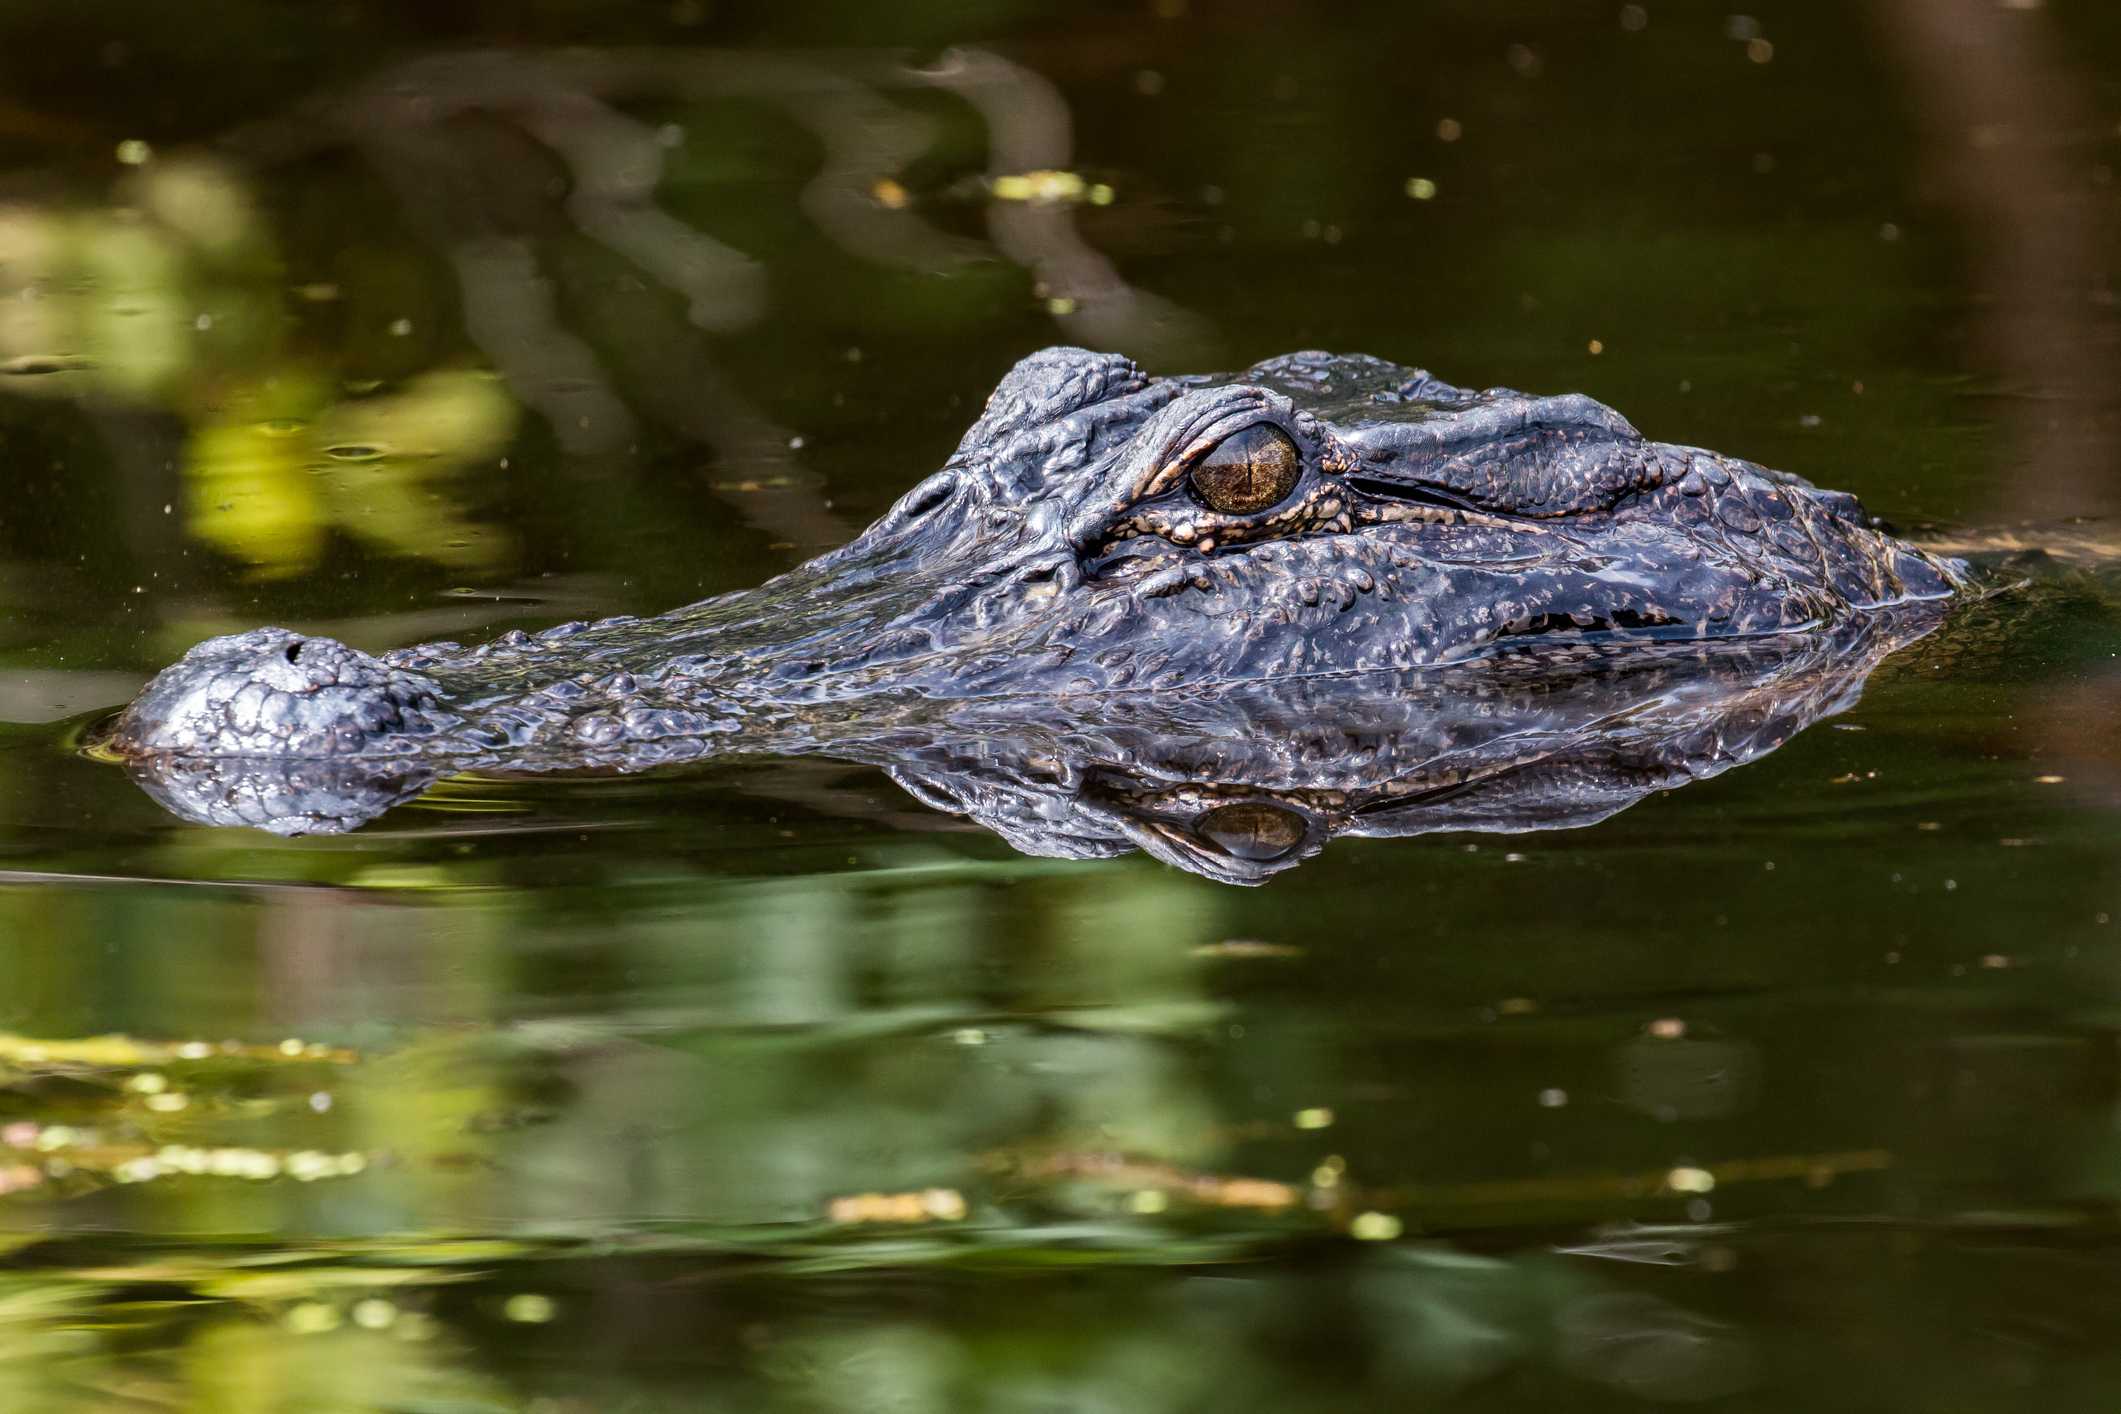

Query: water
left=2, top=2, right=2118, bottom=1408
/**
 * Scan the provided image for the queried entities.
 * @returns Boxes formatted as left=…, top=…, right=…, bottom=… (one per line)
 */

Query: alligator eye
left=1193, top=801, right=1307, bottom=862
left=1189, top=424, right=1302, bottom=515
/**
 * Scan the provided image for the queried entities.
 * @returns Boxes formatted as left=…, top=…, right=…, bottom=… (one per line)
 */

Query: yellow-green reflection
left=0, top=156, right=517, bottom=581
left=187, top=371, right=517, bottom=577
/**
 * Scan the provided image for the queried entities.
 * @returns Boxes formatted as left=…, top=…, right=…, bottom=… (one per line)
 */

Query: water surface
left=1, top=2, right=2118, bottom=1407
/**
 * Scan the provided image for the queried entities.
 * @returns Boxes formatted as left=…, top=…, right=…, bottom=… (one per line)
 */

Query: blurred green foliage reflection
left=0, top=0, right=2118, bottom=1408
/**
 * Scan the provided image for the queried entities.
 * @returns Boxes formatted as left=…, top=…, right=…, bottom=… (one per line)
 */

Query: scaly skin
left=108, top=348, right=1968, bottom=850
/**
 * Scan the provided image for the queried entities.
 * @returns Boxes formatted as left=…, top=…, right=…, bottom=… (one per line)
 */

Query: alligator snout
left=111, top=627, right=454, bottom=759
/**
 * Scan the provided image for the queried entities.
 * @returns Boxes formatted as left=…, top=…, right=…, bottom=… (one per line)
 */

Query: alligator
left=106, top=348, right=1969, bottom=865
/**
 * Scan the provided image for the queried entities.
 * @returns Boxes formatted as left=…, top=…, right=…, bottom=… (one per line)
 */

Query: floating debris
left=991, top=170, right=1093, bottom=204
left=0, top=353, right=97, bottom=375
left=1010, top=1152, right=1302, bottom=1212
left=827, top=1188, right=969, bottom=1225
left=1190, top=938, right=1304, bottom=960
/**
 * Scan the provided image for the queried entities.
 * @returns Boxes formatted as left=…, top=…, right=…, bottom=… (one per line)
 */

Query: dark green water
left=2, top=2, right=2118, bottom=1408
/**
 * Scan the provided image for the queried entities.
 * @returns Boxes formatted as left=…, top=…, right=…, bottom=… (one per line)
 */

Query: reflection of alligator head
left=107, top=349, right=1967, bottom=856
left=797, top=610, right=1943, bottom=882
left=116, top=610, right=1942, bottom=879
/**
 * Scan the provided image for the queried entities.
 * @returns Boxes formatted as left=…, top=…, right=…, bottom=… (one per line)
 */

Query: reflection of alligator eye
left=1194, top=801, right=1307, bottom=861
left=1190, top=425, right=1301, bottom=515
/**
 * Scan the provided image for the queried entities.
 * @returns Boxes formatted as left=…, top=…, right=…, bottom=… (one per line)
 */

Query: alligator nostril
left=283, top=641, right=304, bottom=665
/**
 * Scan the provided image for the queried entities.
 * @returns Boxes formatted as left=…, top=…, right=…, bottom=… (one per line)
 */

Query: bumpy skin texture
left=109, top=348, right=1967, bottom=848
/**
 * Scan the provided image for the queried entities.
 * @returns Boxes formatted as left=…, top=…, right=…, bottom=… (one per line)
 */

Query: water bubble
left=286, top=1302, right=340, bottom=1335
left=1351, top=1211, right=1404, bottom=1241
left=352, top=1298, right=397, bottom=1330
left=504, top=1293, right=558, bottom=1323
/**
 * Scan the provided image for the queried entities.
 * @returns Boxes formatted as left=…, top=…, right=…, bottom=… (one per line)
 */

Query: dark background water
left=1, top=1, right=2117, bottom=1408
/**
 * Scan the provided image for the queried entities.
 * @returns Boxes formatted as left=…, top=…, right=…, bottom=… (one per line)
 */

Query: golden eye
left=1188, top=424, right=1302, bottom=515
left=1194, top=801, right=1307, bottom=862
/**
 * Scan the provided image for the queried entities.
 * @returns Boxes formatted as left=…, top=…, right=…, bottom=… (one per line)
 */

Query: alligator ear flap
left=1343, top=392, right=1656, bottom=517
left=955, top=347, right=1147, bottom=454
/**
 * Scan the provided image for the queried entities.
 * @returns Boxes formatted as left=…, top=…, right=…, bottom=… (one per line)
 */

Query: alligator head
left=107, top=347, right=1966, bottom=841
